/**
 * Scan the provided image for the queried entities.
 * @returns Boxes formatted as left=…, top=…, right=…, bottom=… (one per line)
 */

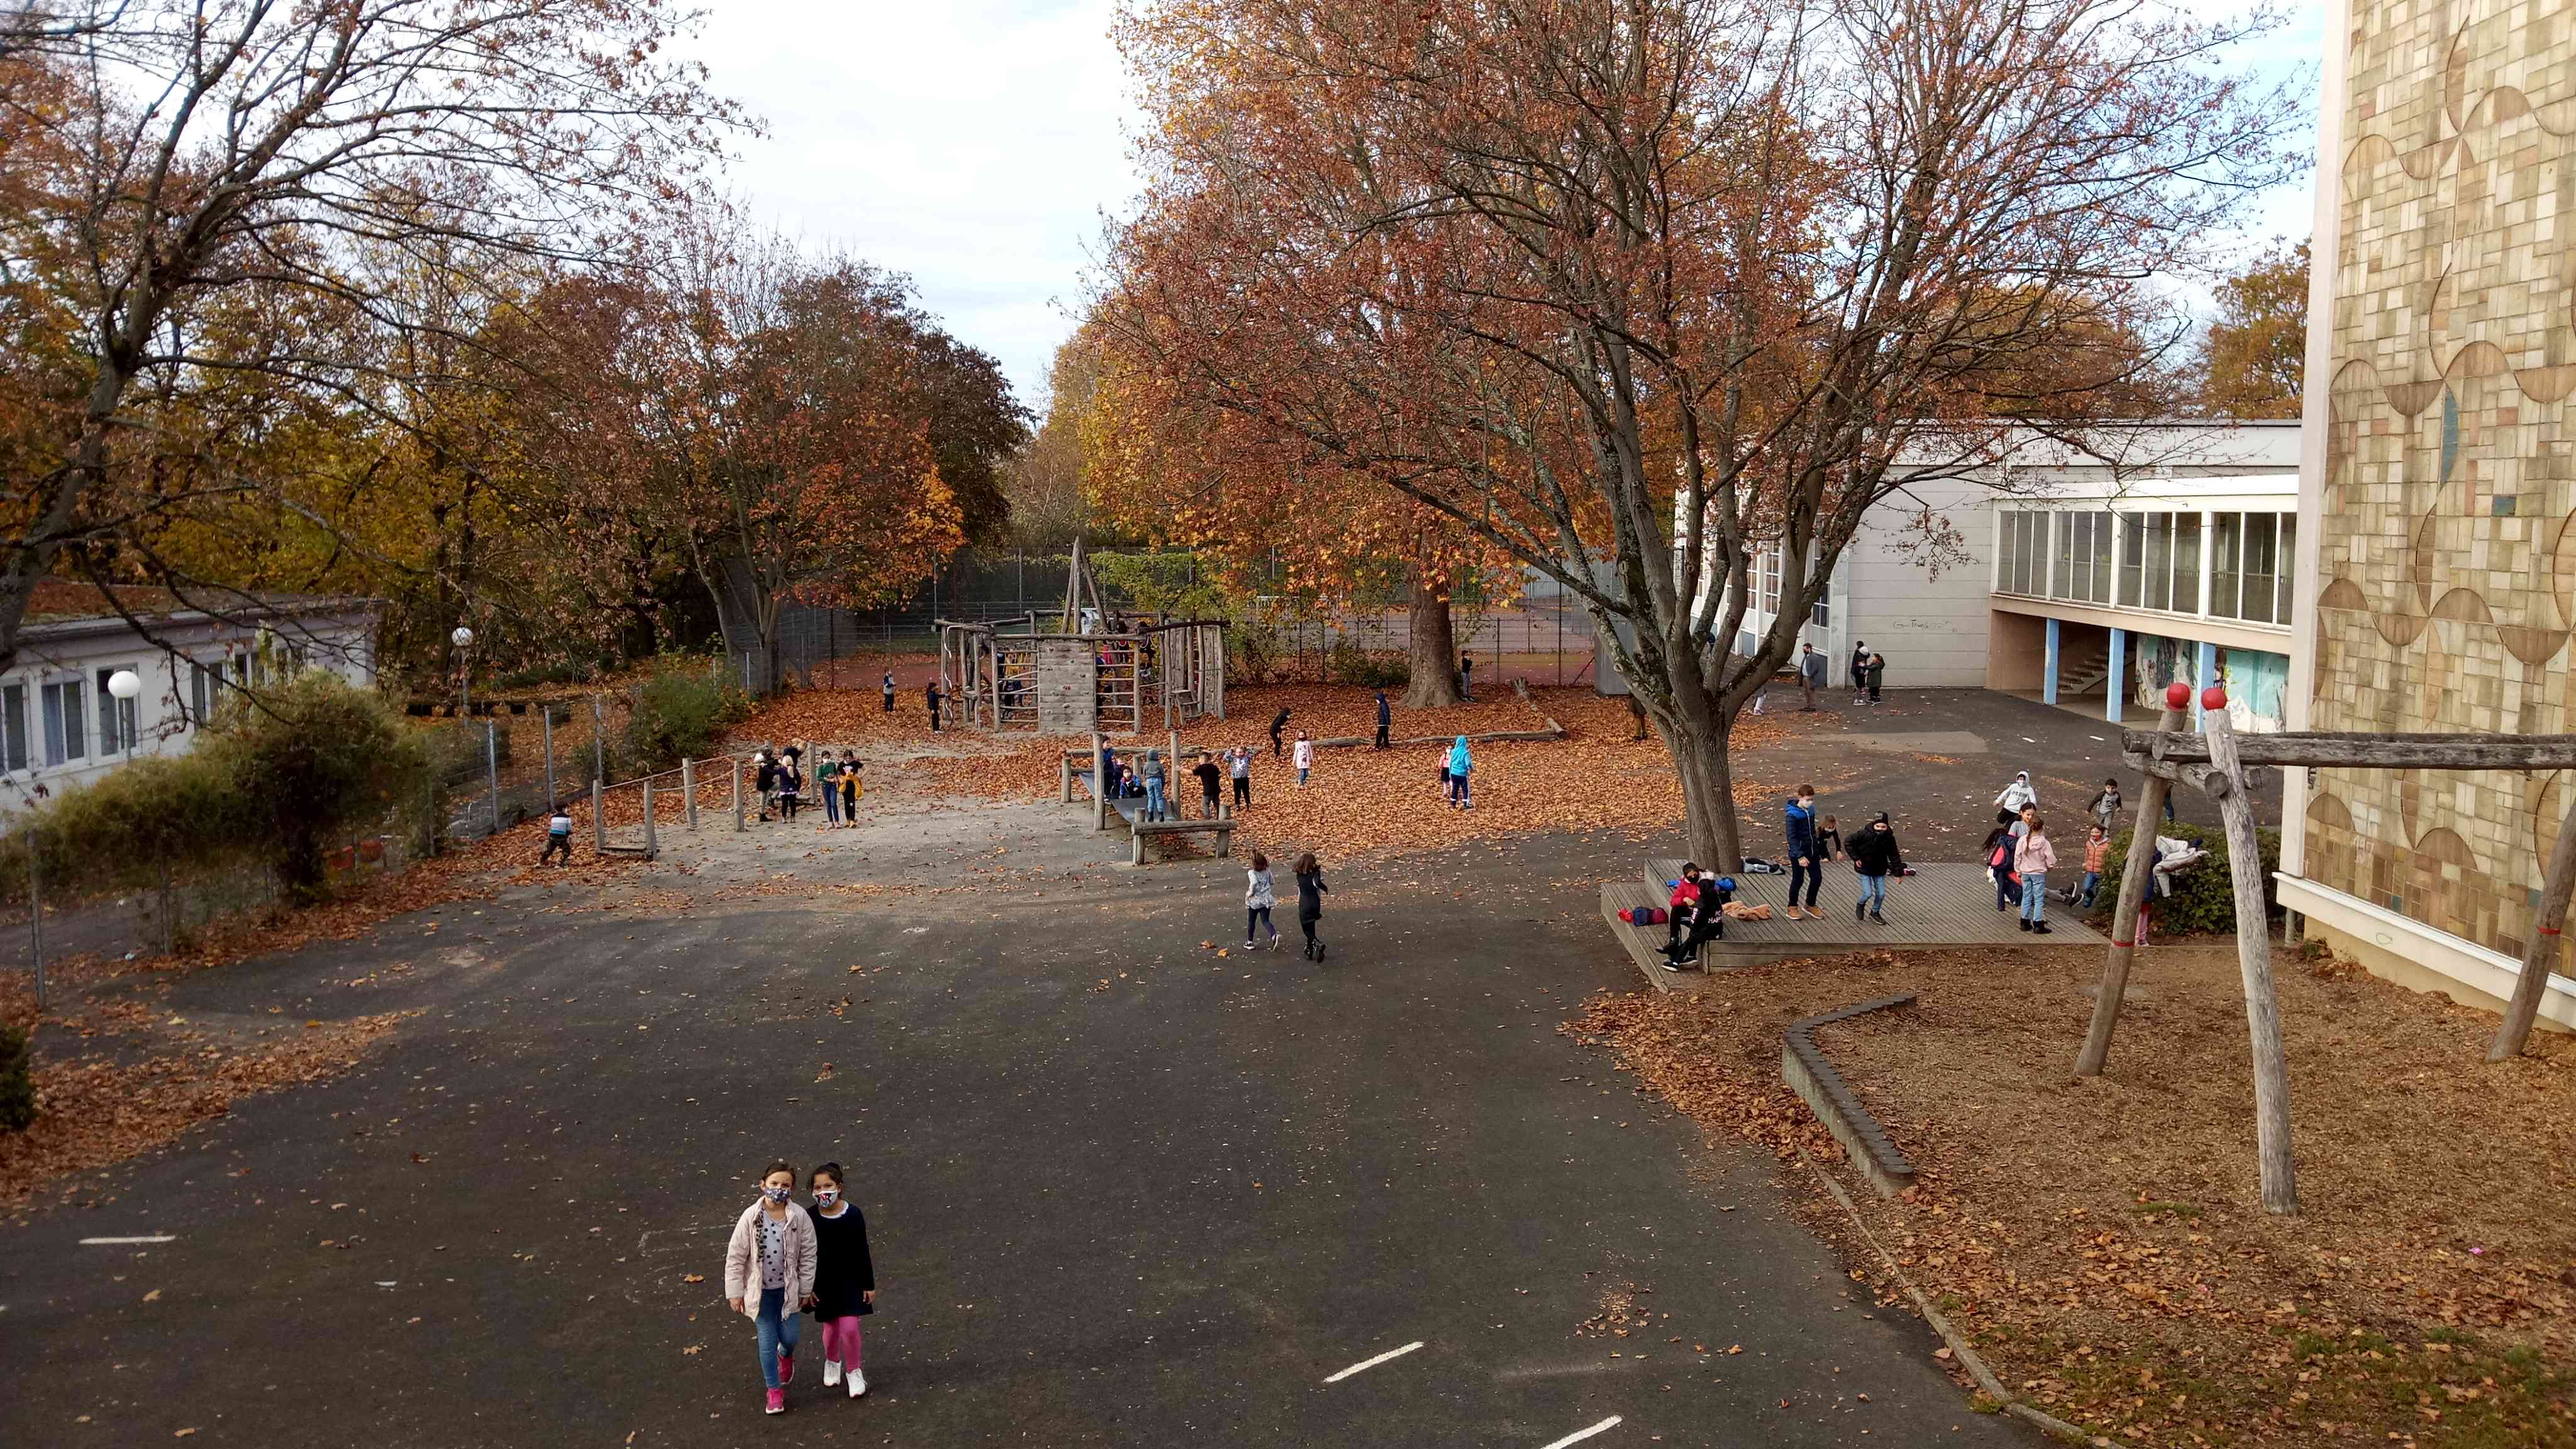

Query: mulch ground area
left=728, top=682, right=1838, bottom=860
left=1572, top=941, right=2576, bottom=1448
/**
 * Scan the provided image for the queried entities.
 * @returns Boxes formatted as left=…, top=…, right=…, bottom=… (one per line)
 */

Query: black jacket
left=808, top=1202, right=875, bottom=1318
left=1849, top=826, right=1905, bottom=877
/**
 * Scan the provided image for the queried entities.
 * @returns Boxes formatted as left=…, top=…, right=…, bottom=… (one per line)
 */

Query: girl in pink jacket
left=724, top=1160, right=818, bottom=1414
left=2014, top=818, right=2060, bottom=935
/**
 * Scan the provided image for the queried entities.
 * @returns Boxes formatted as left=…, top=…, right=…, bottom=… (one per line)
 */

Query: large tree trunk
left=1658, top=693, right=1743, bottom=870
left=1401, top=574, right=1462, bottom=708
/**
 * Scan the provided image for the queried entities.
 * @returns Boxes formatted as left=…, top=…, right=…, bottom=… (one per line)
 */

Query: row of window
left=0, top=654, right=266, bottom=774
left=1997, top=508, right=2295, bottom=625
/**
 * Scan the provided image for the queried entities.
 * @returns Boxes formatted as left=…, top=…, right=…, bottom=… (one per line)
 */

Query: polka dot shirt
left=757, top=1208, right=789, bottom=1291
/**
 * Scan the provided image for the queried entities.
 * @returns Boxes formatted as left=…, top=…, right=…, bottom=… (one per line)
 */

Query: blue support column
left=2043, top=618, right=2062, bottom=705
left=2194, top=640, right=2219, bottom=726
left=2106, top=628, right=2126, bottom=724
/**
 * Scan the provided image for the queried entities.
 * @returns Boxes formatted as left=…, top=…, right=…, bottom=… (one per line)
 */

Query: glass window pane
left=2090, top=511, right=2114, bottom=604
left=2118, top=513, right=2143, bottom=606
left=1999, top=510, right=2018, bottom=594
left=2241, top=514, right=2277, bottom=624
left=2174, top=513, right=2202, bottom=614
left=2211, top=512, right=2242, bottom=618
left=62, top=685, right=84, bottom=761
left=1, top=683, right=21, bottom=772
left=2144, top=514, right=2170, bottom=611
left=2019, top=514, right=2037, bottom=594
left=2054, top=514, right=2074, bottom=599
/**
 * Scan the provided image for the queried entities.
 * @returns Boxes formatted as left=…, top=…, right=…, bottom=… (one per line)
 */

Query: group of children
left=1978, top=771, right=2129, bottom=934
left=752, top=744, right=865, bottom=825
left=723, top=1160, right=878, bottom=1416
left=1241, top=850, right=1330, bottom=957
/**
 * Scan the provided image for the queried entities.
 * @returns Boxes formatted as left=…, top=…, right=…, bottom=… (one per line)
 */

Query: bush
left=1326, top=640, right=1411, bottom=688
left=620, top=659, right=750, bottom=775
left=2087, top=821, right=2280, bottom=936
left=0, top=1018, right=33, bottom=1131
left=200, top=672, right=430, bottom=901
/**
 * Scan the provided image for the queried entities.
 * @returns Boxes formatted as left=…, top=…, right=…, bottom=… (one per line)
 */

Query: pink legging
left=818, top=1316, right=863, bottom=1369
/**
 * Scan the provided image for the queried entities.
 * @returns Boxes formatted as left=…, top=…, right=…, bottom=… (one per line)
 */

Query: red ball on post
left=2201, top=685, right=2228, bottom=712
left=2163, top=680, right=2192, bottom=711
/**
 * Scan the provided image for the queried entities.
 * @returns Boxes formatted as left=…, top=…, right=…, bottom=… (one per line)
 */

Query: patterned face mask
left=763, top=1185, right=791, bottom=1203
left=813, top=1189, right=839, bottom=1208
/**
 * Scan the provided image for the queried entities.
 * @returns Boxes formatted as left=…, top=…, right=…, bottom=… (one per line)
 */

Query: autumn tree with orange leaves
left=1104, top=0, right=2302, bottom=865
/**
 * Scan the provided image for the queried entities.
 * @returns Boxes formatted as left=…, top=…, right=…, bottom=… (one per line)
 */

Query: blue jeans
left=2021, top=872, right=2048, bottom=923
left=756, top=1285, right=801, bottom=1388
left=1857, top=874, right=1886, bottom=913
left=1145, top=780, right=1165, bottom=821
left=821, top=782, right=841, bottom=823
left=1449, top=774, right=1470, bottom=805
left=2079, top=870, right=2101, bottom=906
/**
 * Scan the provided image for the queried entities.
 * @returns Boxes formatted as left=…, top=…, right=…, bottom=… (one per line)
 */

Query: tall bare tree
left=0, top=0, right=738, bottom=672
left=1107, top=0, right=2301, bottom=865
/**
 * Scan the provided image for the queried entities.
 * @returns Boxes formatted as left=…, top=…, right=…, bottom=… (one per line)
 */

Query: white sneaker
left=823, top=1360, right=841, bottom=1387
left=848, top=1369, right=867, bottom=1398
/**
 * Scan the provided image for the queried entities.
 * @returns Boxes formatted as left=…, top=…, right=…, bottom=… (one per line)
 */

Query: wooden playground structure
left=935, top=541, right=1228, bottom=736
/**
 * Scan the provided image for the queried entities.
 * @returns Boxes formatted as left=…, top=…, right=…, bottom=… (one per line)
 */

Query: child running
left=1294, top=851, right=1328, bottom=959
left=1244, top=852, right=1281, bottom=951
left=806, top=1162, right=875, bottom=1399
left=724, top=1160, right=817, bottom=1415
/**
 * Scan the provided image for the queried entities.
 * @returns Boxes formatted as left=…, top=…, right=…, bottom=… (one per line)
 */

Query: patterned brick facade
left=2304, top=0, right=2576, bottom=967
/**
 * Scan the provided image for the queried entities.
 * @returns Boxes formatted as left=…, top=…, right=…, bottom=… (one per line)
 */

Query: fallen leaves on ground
left=1574, top=941, right=2576, bottom=1447
left=0, top=1009, right=403, bottom=1208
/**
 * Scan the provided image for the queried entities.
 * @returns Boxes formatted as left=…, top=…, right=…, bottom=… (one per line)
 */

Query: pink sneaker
left=778, top=1349, right=795, bottom=1385
left=764, top=1388, right=785, bottom=1415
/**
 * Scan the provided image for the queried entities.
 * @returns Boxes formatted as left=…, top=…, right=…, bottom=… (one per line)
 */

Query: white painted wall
left=1843, top=475, right=1996, bottom=687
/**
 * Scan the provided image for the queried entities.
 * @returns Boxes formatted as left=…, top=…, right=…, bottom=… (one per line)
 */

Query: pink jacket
left=723, top=1199, right=817, bottom=1316
left=2014, top=833, right=2059, bottom=875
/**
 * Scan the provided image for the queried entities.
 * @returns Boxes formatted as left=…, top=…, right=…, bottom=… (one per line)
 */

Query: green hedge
left=0, top=1018, right=33, bottom=1132
left=2087, top=821, right=2281, bottom=936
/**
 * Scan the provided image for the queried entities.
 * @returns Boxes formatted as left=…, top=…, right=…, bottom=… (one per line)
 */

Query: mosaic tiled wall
left=2305, top=0, right=2576, bottom=965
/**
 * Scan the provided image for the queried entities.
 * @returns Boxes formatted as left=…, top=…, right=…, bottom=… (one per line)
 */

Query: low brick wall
left=1781, top=992, right=1919, bottom=1198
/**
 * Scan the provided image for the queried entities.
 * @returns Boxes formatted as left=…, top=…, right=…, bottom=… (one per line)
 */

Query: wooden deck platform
left=1606, top=858, right=2106, bottom=992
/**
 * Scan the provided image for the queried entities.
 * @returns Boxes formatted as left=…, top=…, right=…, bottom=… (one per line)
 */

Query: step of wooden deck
left=1604, top=860, right=2105, bottom=989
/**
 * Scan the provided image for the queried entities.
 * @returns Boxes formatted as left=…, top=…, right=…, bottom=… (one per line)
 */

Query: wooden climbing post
left=591, top=777, right=606, bottom=853
left=2492, top=795, right=2576, bottom=1060
left=2203, top=706, right=2296, bottom=1214
left=682, top=758, right=698, bottom=830
left=2077, top=695, right=2187, bottom=1075
left=731, top=757, right=744, bottom=832
left=642, top=777, right=658, bottom=858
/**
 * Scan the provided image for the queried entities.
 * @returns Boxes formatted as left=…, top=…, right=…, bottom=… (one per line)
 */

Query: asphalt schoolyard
left=0, top=688, right=2179, bottom=1447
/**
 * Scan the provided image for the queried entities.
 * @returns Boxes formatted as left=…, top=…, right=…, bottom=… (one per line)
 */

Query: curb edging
left=1782, top=992, right=1919, bottom=1198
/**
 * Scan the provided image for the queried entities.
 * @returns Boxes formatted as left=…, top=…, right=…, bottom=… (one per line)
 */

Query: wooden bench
left=1107, top=794, right=1235, bottom=865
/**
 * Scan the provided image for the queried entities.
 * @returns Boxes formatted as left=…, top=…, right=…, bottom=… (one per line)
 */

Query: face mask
left=813, top=1188, right=839, bottom=1207
left=763, top=1185, right=791, bottom=1203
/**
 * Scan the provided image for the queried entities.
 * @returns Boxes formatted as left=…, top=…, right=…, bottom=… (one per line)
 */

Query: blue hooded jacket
left=1785, top=796, right=1818, bottom=858
left=1447, top=737, right=1472, bottom=775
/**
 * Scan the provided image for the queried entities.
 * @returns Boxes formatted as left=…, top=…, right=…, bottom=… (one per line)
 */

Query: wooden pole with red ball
left=2197, top=684, right=2299, bottom=1212
left=2075, top=679, right=2195, bottom=1077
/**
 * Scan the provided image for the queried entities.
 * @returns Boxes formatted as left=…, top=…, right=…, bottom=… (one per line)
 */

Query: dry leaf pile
left=1574, top=944, right=2576, bottom=1446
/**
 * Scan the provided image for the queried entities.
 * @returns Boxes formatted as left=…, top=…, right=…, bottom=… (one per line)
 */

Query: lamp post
left=106, top=669, right=140, bottom=763
left=450, top=625, right=475, bottom=714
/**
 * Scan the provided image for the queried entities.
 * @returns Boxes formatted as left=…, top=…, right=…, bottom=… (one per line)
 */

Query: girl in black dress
left=807, top=1163, right=876, bottom=1399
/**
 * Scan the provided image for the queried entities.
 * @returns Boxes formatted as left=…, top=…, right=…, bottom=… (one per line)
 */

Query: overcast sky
left=684, top=1, right=2322, bottom=418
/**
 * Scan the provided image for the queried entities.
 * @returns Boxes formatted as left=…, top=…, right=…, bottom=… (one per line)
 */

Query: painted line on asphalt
left=1539, top=1416, right=1622, bottom=1449
left=79, top=1235, right=175, bottom=1245
left=1322, top=1340, right=1424, bottom=1383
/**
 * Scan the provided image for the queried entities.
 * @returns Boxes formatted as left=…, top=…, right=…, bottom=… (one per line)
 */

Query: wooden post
left=642, top=777, right=658, bottom=858
left=1060, top=752, right=1073, bottom=804
left=1092, top=731, right=1108, bottom=833
left=682, top=758, right=698, bottom=830
left=2490, top=794, right=2576, bottom=1060
left=2076, top=699, right=2187, bottom=1075
left=592, top=777, right=606, bottom=853
left=2204, top=708, right=2297, bottom=1214
left=732, top=757, right=744, bottom=832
